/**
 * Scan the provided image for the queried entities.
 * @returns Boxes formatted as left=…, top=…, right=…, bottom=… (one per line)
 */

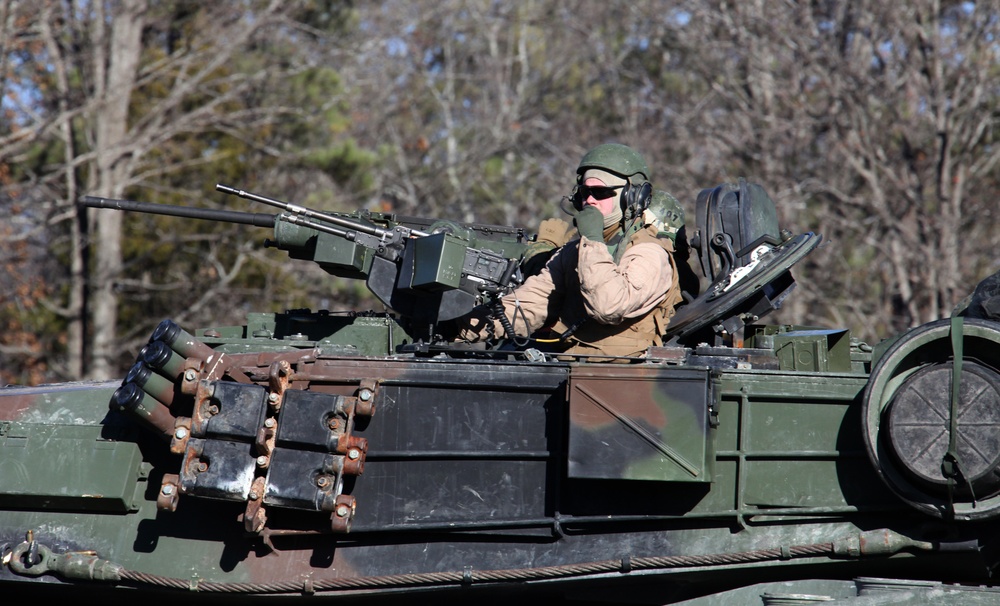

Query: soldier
left=460, top=143, right=683, bottom=358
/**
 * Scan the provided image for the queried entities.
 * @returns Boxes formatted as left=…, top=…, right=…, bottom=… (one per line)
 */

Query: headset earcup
left=635, top=181, right=652, bottom=211
left=620, top=181, right=652, bottom=217
left=619, top=182, right=632, bottom=214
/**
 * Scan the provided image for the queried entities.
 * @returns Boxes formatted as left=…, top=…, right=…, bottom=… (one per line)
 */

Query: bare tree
left=86, top=0, right=148, bottom=380
left=325, top=0, right=1000, bottom=344
left=339, top=1, right=674, bottom=226
left=613, top=1, right=1000, bottom=340
left=1, top=0, right=353, bottom=380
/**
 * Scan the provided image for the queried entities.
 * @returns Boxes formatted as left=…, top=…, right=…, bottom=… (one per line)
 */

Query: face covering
left=603, top=204, right=622, bottom=230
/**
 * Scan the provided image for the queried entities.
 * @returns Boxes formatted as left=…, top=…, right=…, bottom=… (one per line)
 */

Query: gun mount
left=82, top=186, right=529, bottom=339
left=6, top=180, right=1000, bottom=606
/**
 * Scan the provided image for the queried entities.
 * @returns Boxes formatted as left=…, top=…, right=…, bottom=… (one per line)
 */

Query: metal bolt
left=248, top=491, right=259, bottom=501
left=207, top=404, right=220, bottom=415
left=264, top=418, right=276, bottom=428
left=256, top=455, right=269, bottom=467
left=347, top=448, right=360, bottom=460
left=161, top=485, right=175, bottom=496
left=174, top=427, right=188, bottom=440
left=184, top=369, right=197, bottom=382
left=358, top=388, right=373, bottom=402
left=327, top=418, right=340, bottom=430
left=316, top=476, right=329, bottom=488
left=336, top=505, right=350, bottom=517
left=197, top=462, right=208, bottom=473
left=268, top=392, right=280, bottom=403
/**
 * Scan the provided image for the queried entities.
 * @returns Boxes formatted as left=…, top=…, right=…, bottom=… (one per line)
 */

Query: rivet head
left=161, top=484, right=175, bottom=496
left=174, top=427, right=188, bottom=440
left=336, top=505, right=350, bottom=517
left=268, top=392, right=280, bottom=403
left=264, top=418, right=276, bottom=428
left=347, top=448, right=360, bottom=460
left=256, top=455, right=269, bottom=467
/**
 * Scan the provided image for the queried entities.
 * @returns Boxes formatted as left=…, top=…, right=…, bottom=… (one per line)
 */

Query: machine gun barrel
left=82, top=186, right=528, bottom=328
left=80, top=196, right=277, bottom=228
left=216, top=184, right=429, bottom=239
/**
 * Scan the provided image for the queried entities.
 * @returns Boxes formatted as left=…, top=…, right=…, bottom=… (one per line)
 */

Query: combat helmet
left=576, top=143, right=650, bottom=184
left=574, top=143, right=652, bottom=218
left=645, top=189, right=686, bottom=243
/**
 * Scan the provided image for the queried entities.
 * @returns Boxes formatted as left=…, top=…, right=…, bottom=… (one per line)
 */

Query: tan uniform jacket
left=500, top=225, right=678, bottom=357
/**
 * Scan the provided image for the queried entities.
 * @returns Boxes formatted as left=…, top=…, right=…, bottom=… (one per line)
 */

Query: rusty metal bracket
left=335, top=397, right=369, bottom=476
left=157, top=473, right=181, bottom=511
left=355, top=379, right=380, bottom=419
left=267, top=359, right=293, bottom=413
left=256, top=415, right=278, bottom=458
left=330, top=494, right=356, bottom=533
left=244, top=476, right=268, bottom=533
left=169, top=418, right=192, bottom=455
left=180, top=358, right=203, bottom=397
left=190, top=383, right=220, bottom=437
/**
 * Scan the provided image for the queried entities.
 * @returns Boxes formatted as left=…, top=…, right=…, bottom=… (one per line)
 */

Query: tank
left=3, top=180, right=1000, bottom=605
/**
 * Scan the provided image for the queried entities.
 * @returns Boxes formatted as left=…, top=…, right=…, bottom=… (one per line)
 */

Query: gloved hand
left=455, top=305, right=504, bottom=342
left=573, top=205, right=605, bottom=242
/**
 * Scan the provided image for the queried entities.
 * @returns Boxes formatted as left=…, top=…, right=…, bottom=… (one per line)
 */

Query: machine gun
left=81, top=185, right=530, bottom=334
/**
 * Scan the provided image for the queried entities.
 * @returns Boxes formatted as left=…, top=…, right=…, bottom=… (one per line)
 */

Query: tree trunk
left=87, top=0, right=147, bottom=380
left=39, top=4, right=86, bottom=378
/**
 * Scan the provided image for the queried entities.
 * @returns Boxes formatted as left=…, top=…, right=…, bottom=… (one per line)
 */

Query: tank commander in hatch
left=458, top=143, right=684, bottom=359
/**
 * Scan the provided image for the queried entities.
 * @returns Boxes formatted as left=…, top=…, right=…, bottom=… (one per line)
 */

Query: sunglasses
left=577, top=184, right=624, bottom=201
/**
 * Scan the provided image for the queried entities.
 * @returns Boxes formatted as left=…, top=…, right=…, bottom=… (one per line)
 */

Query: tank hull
left=3, top=339, right=999, bottom=605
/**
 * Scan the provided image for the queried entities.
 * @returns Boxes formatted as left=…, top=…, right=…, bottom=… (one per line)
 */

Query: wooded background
left=2, top=0, right=999, bottom=384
